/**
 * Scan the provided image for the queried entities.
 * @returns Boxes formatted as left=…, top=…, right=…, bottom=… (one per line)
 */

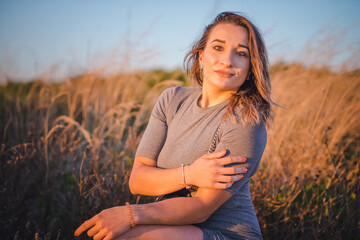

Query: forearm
left=74, top=197, right=212, bottom=238
left=130, top=152, right=247, bottom=196
left=129, top=163, right=186, bottom=196
left=131, top=197, right=211, bottom=225
left=130, top=187, right=231, bottom=226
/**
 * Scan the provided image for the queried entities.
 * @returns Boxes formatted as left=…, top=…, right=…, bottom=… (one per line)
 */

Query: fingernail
left=240, top=174, right=243, bottom=178
left=242, top=157, right=247, bottom=161
left=244, top=168, right=247, bottom=173
left=74, top=232, right=78, bottom=236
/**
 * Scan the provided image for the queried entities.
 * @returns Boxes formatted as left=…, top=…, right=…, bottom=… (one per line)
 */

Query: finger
left=211, top=182, right=235, bottom=189
left=205, top=149, right=227, bottom=159
left=103, top=232, right=115, bottom=240
left=219, top=167, right=247, bottom=175
left=217, top=174, right=243, bottom=183
left=217, top=156, right=247, bottom=166
left=93, top=228, right=108, bottom=240
left=74, top=218, right=96, bottom=236
left=87, top=224, right=102, bottom=237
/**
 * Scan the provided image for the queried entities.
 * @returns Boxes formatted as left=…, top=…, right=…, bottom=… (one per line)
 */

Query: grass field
left=1, top=63, right=359, bottom=239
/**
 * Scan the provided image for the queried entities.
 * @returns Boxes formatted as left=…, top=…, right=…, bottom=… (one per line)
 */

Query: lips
left=215, top=69, right=235, bottom=78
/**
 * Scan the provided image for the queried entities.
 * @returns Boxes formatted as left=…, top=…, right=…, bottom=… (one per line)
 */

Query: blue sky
left=0, top=0, right=359, bottom=81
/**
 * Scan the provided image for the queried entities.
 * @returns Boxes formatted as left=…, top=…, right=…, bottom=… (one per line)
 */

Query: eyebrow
left=211, top=39, right=249, bottom=50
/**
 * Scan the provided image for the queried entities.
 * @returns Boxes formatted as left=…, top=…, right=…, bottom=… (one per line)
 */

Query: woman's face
left=200, top=23, right=250, bottom=92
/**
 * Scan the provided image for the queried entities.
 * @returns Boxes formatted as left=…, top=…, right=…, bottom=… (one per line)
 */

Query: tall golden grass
left=0, top=69, right=186, bottom=239
left=253, top=64, right=360, bottom=239
left=0, top=62, right=359, bottom=239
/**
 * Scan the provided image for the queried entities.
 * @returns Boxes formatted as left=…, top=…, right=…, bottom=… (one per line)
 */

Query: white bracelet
left=181, top=163, right=191, bottom=189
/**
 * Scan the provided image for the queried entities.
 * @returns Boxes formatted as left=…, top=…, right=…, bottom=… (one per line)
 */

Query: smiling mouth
left=215, top=70, right=235, bottom=78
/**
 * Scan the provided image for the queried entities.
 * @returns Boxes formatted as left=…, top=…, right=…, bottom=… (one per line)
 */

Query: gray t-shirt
left=136, top=86, right=266, bottom=239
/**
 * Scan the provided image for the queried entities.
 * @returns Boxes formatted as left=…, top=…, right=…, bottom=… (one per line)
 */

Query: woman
left=75, top=11, right=272, bottom=240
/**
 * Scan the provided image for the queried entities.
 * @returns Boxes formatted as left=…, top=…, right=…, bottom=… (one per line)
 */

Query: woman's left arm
left=74, top=188, right=231, bottom=239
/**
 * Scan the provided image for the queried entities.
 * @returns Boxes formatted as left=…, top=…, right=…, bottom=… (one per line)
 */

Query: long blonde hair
left=184, top=12, right=273, bottom=127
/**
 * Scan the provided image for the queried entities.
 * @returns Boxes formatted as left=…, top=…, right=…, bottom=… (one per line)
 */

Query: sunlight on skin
left=199, top=23, right=250, bottom=108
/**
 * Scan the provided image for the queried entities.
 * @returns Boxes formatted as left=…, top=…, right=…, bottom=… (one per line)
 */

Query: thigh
left=116, top=225, right=203, bottom=240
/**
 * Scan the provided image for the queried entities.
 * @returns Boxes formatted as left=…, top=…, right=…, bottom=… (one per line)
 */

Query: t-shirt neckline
left=193, top=89, right=230, bottom=113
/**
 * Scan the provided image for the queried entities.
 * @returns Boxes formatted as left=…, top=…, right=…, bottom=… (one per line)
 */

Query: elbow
left=192, top=212, right=211, bottom=224
left=128, top=173, right=139, bottom=195
left=191, top=201, right=213, bottom=224
left=197, top=211, right=212, bottom=223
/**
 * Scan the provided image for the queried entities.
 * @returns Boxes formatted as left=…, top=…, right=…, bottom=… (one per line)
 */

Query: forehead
left=207, top=23, right=249, bottom=46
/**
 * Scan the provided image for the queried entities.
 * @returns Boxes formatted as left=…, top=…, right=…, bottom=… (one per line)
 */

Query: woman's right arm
left=129, top=150, right=247, bottom=196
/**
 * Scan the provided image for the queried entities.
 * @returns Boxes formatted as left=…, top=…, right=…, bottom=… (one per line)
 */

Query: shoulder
left=223, top=116, right=266, bottom=137
left=154, top=86, right=200, bottom=124
left=221, top=118, right=267, bottom=158
left=158, top=86, right=200, bottom=110
left=160, top=86, right=200, bottom=101
left=225, top=105, right=267, bottom=136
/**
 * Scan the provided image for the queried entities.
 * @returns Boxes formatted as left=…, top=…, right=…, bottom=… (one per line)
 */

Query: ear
left=199, top=50, right=203, bottom=63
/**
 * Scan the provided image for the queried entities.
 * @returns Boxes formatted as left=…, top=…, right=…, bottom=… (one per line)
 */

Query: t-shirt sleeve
left=215, top=120, right=267, bottom=195
left=135, top=87, right=175, bottom=161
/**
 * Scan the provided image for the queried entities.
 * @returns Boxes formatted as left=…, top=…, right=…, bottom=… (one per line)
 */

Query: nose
left=220, top=50, right=233, bottom=67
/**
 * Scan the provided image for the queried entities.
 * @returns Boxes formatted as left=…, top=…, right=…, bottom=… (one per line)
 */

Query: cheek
left=235, top=60, right=250, bottom=74
left=237, top=68, right=247, bottom=76
left=203, top=51, right=218, bottom=66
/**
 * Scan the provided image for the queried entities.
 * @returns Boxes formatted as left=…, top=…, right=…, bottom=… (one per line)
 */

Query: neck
left=199, top=83, right=234, bottom=108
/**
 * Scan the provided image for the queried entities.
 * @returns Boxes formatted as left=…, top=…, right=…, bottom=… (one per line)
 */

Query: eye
left=213, top=45, right=223, bottom=51
left=236, top=51, right=248, bottom=56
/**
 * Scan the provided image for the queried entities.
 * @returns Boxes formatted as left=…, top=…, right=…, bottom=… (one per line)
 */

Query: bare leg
left=116, top=225, right=203, bottom=240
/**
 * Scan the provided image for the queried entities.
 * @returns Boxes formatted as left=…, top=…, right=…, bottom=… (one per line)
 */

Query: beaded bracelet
left=125, top=202, right=136, bottom=228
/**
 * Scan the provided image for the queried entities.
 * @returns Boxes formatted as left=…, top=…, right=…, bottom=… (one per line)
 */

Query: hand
left=185, top=149, right=247, bottom=189
left=74, top=206, right=131, bottom=240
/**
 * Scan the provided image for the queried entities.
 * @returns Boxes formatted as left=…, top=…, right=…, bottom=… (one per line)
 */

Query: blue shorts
left=201, top=228, right=231, bottom=240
